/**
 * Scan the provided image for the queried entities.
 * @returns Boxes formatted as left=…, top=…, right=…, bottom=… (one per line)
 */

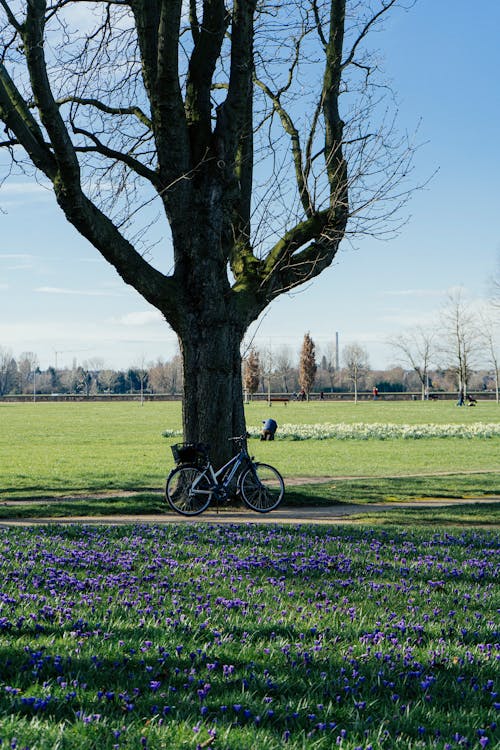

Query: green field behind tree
left=0, top=401, right=498, bottom=510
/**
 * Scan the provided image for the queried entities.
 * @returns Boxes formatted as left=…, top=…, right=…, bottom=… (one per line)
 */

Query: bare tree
left=321, top=340, right=339, bottom=391
left=82, top=357, right=104, bottom=395
left=479, top=309, right=499, bottom=404
left=0, top=346, right=17, bottom=395
left=260, top=345, right=275, bottom=405
left=17, top=351, right=38, bottom=394
left=243, top=348, right=261, bottom=401
left=299, top=332, right=317, bottom=398
left=0, top=1, right=418, bottom=462
left=439, top=290, right=481, bottom=400
left=132, top=356, right=149, bottom=405
left=390, top=328, right=435, bottom=399
left=489, top=252, right=500, bottom=309
left=274, top=346, right=295, bottom=394
left=149, top=355, right=183, bottom=394
left=98, top=368, right=119, bottom=394
left=342, top=342, right=370, bottom=403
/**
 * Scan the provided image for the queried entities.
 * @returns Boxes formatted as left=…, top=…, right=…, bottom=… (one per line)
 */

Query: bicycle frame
left=192, top=449, right=248, bottom=496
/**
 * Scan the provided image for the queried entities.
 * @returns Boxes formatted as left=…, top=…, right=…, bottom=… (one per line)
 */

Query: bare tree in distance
left=17, top=351, right=38, bottom=394
left=149, top=356, right=183, bottom=395
left=343, top=342, right=370, bottom=403
left=98, top=368, right=119, bottom=394
left=488, top=252, right=500, bottom=309
left=243, top=348, right=261, bottom=402
left=0, top=1, right=419, bottom=463
left=321, top=340, right=339, bottom=391
left=0, top=347, right=17, bottom=396
left=299, top=332, right=317, bottom=399
left=478, top=309, right=499, bottom=404
left=389, top=328, right=435, bottom=399
left=439, top=290, right=481, bottom=401
left=132, top=355, right=149, bottom=406
left=260, top=345, right=276, bottom=406
left=274, top=346, right=295, bottom=395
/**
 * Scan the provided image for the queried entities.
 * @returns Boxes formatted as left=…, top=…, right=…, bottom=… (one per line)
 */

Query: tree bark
left=170, top=193, right=253, bottom=465
left=179, top=320, right=246, bottom=469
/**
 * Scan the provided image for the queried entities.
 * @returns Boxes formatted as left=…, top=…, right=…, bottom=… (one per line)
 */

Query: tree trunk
left=178, top=320, right=247, bottom=469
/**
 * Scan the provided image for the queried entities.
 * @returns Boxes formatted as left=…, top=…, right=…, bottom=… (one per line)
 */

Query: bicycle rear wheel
left=165, top=465, right=212, bottom=516
left=239, top=462, right=284, bottom=513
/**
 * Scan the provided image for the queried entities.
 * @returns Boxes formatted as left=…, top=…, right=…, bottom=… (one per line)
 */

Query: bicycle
left=165, top=435, right=285, bottom=516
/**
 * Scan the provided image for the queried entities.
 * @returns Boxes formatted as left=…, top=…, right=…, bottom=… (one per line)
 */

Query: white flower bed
left=163, top=423, right=500, bottom=441
left=247, top=422, right=500, bottom=440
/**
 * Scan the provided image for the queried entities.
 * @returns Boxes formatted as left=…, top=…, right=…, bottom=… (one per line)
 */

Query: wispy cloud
left=0, top=182, right=52, bottom=205
left=0, top=253, right=36, bottom=261
left=115, top=310, right=164, bottom=326
left=78, top=258, right=107, bottom=264
left=35, top=286, right=121, bottom=297
left=378, top=310, right=440, bottom=327
left=380, top=289, right=446, bottom=298
left=0, top=253, right=36, bottom=271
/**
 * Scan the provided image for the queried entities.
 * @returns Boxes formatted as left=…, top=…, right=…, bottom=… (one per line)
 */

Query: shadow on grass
left=345, top=502, right=500, bottom=527
left=284, top=473, right=500, bottom=506
left=0, top=619, right=496, bottom=745
left=0, top=493, right=168, bottom=519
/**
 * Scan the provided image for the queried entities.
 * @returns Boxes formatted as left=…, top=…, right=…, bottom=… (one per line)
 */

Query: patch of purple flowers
left=0, top=523, right=496, bottom=748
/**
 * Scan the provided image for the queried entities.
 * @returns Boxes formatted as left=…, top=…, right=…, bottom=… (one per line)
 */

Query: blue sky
left=1, top=0, right=499, bottom=371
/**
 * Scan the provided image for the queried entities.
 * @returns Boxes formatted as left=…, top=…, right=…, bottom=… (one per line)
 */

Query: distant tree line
left=1, top=292, right=498, bottom=400
left=0, top=341, right=496, bottom=400
left=242, top=295, right=499, bottom=403
left=0, top=352, right=183, bottom=397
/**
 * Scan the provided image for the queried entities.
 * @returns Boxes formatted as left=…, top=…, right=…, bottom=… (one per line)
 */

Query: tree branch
left=185, top=0, right=228, bottom=160
left=254, top=76, right=314, bottom=218
left=0, top=60, right=56, bottom=177
left=0, top=0, right=22, bottom=33
left=24, top=0, right=80, bottom=182
left=216, top=0, right=257, bottom=167
left=256, top=208, right=343, bottom=298
left=56, top=96, right=152, bottom=130
left=71, top=124, right=160, bottom=187
left=132, top=1, right=191, bottom=186
left=341, top=0, right=399, bottom=71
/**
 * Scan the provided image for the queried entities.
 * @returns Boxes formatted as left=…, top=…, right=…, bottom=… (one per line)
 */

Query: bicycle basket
left=171, top=442, right=209, bottom=466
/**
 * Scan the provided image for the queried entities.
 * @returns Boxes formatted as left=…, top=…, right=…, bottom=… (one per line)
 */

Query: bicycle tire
left=165, top=465, right=212, bottom=516
left=239, top=462, right=284, bottom=513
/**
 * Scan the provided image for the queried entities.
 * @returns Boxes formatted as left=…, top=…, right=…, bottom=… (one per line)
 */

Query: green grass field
left=0, top=400, right=498, bottom=510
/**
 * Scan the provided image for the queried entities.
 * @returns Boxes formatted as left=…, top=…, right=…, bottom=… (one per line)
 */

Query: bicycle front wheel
left=165, top=465, right=212, bottom=516
left=240, top=462, right=284, bottom=513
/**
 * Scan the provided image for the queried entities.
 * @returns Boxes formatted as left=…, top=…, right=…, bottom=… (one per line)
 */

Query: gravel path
left=0, top=496, right=498, bottom=527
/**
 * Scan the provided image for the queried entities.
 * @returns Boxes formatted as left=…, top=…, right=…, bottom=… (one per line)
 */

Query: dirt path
left=0, top=496, right=498, bottom=527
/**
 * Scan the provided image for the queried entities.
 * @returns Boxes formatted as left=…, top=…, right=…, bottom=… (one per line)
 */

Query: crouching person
left=261, top=418, right=278, bottom=441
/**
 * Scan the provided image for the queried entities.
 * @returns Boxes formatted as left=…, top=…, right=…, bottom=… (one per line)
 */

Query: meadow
left=0, top=523, right=497, bottom=749
left=0, top=400, right=499, bottom=509
left=0, top=402, right=498, bottom=748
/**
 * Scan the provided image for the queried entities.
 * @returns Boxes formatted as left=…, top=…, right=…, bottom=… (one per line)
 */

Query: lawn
left=0, top=400, right=498, bottom=505
left=0, top=403, right=498, bottom=748
left=0, top=523, right=496, bottom=749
